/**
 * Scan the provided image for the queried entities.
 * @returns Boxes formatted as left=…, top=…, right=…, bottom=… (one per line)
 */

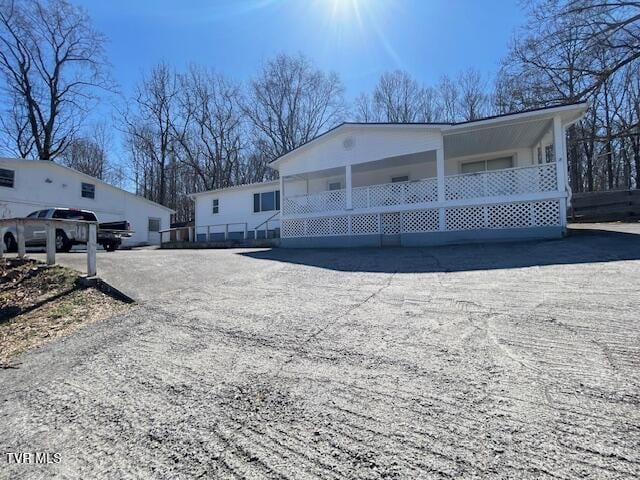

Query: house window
left=545, top=145, right=554, bottom=163
left=81, top=182, right=95, bottom=199
left=391, top=175, right=409, bottom=183
left=328, top=182, right=342, bottom=191
left=0, top=168, right=14, bottom=188
left=212, top=198, right=219, bottom=214
left=148, top=218, right=160, bottom=232
left=253, top=190, right=280, bottom=213
left=461, top=156, right=514, bottom=174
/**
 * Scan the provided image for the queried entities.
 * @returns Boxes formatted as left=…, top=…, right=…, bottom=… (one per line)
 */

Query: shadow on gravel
left=240, top=228, right=640, bottom=273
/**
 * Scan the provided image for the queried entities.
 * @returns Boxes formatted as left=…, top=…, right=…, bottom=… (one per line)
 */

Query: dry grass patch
left=0, top=258, right=130, bottom=366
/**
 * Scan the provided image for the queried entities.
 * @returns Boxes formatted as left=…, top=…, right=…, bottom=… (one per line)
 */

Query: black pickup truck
left=2, top=208, right=133, bottom=252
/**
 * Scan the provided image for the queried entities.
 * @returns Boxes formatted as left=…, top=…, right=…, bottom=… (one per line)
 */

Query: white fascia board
left=442, top=103, right=588, bottom=135
left=270, top=123, right=445, bottom=169
left=188, top=180, right=280, bottom=200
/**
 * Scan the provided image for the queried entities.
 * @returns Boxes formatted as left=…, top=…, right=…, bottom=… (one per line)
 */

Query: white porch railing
left=282, top=163, right=558, bottom=217
left=352, top=178, right=438, bottom=210
left=0, top=218, right=98, bottom=276
left=445, top=163, right=557, bottom=201
left=284, top=189, right=346, bottom=215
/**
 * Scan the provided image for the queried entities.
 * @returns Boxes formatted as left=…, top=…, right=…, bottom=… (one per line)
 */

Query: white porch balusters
left=345, top=164, right=353, bottom=210
left=436, top=146, right=446, bottom=231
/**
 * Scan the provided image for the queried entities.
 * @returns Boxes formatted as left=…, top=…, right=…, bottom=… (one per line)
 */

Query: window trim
left=459, top=154, right=515, bottom=174
left=0, top=168, right=15, bottom=188
left=81, top=182, right=95, bottom=199
left=148, top=217, right=161, bottom=233
left=253, top=190, right=280, bottom=213
left=391, top=174, right=410, bottom=183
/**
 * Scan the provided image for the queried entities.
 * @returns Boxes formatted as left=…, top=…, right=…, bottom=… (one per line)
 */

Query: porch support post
left=553, top=115, right=568, bottom=229
left=17, top=220, right=26, bottom=258
left=436, top=146, right=446, bottom=231
left=553, top=116, right=567, bottom=192
left=345, top=164, right=352, bottom=210
left=279, top=174, right=285, bottom=216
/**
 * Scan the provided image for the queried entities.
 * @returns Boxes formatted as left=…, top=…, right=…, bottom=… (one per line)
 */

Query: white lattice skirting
left=281, top=200, right=561, bottom=238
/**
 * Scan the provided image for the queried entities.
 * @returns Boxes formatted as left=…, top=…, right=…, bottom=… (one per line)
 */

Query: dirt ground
left=1, top=227, right=640, bottom=479
left=0, top=258, right=130, bottom=366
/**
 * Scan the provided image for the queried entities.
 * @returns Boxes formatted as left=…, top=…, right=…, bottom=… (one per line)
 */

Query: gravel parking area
left=1, top=225, right=640, bottom=479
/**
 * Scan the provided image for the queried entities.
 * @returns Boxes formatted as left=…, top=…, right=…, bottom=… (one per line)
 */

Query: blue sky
left=75, top=0, right=525, bottom=101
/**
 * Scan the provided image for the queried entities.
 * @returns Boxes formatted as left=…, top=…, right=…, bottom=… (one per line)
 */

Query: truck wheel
left=103, top=243, right=118, bottom=252
left=4, top=233, right=17, bottom=253
left=55, top=230, right=72, bottom=253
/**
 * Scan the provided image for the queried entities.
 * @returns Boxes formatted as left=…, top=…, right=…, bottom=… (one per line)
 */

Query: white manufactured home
left=0, top=158, right=173, bottom=246
left=191, top=103, right=587, bottom=248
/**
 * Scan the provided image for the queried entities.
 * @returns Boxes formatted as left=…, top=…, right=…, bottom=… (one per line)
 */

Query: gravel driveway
left=2, top=225, right=640, bottom=479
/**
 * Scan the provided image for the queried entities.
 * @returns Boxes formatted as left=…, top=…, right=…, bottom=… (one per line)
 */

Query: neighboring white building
left=191, top=103, right=588, bottom=248
left=0, top=158, right=173, bottom=246
left=190, top=180, right=281, bottom=241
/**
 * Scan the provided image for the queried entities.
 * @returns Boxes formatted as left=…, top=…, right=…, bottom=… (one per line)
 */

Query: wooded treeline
left=0, top=0, right=638, bottom=221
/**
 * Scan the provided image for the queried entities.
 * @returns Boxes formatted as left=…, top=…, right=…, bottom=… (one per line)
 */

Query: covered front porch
left=279, top=114, right=565, bottom=219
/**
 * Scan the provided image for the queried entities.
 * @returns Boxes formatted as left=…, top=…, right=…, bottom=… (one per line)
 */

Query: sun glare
left=312, top=0, right=400, bottom=66
left=326, top=0, right=362, bottom=18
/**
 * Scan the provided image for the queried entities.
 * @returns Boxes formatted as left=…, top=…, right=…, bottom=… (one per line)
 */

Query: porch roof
left=270, top=102, right=588, bottom=167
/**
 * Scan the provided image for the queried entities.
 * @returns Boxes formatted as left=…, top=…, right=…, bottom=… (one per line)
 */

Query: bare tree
left=59, top=122, right=110, bottom=179
left=353, top=92, right=379, bottom=122
left=122, top=63, right=177, bottom=206
left=372, top=70, right=426, bottom=122
left=354, top=71, right=444, bottom=123
left=244, top=53, right=346, bottom=164
left=437, top=75, right=459, bottom=123
left=419, top=86, right=440, bottom=123
left=0, top=0, right=111, bottom=160
left=498, top=0, right=640, bottom=191
left=172, top=65, right=245, bottom=191
left=457, top=68, right=488, bottom=121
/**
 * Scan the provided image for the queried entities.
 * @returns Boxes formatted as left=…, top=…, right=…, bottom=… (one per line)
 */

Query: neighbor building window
left=461, top=157, right=514, bottom=174
left=148, top=218, right=160, bottom=232
left=253, top=190, right=280, bottom=213
left=81, top=182, right=95, bottom=199
left=391, top=175, right=409, bottom=183
left=212, top=198, right=219, bottom=214
left=328, top=182, right=342, bottom=191
left=0, top=168, right=14, bottom=188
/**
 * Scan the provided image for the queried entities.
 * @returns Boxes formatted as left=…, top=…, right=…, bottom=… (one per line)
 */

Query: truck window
left=53, top=210, right=97, bottom=221
left=27, top=211, right=39, bottom=218
left=37, top=210, right=48, bottom=218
